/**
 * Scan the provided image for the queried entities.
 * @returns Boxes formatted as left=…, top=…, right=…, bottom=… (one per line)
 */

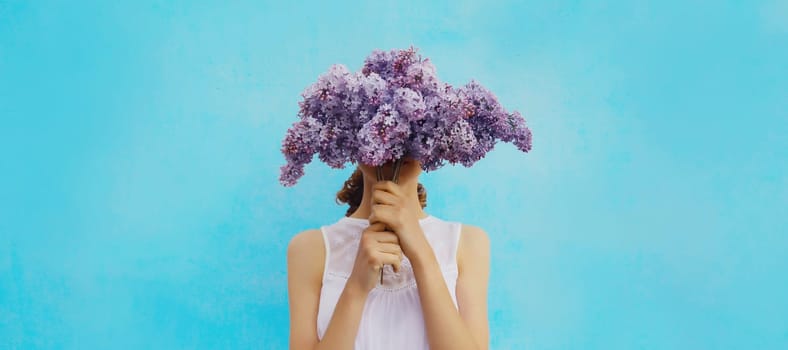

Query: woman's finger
left=372, top=189, right=399, bottom=206
left=373, top=181, right=402, bottom=198
left=367, top=231, right=399, bottom=244
left=365, top=221, right=387, bottom=232
left=376, top=251, right=402, bottom=273
left=377, top=242, right=402, bottom=256
left=370, top=204, right=394, bottom=224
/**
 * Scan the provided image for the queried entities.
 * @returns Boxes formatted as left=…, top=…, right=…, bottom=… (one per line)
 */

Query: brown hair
left=336, top=167, right=427, bottom=217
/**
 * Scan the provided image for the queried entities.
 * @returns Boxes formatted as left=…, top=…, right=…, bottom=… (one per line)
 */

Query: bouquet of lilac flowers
left=279, top=46, right=532, bottom=187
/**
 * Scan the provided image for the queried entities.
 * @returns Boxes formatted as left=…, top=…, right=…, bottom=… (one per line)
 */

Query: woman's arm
left=287, top=230, right=367, bottom=350
left=287, top=224, right=403, bottom=350
left=455, top=224, right=491, bottom=348
left=365, top=181, right=491, bottom=349
left=409, top=224, right=490, bottom=350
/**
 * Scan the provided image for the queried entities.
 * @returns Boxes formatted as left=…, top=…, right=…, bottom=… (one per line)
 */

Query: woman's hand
left=368, top=180, right=428, bottom=257
left=347, top=222, right=404, bottom=293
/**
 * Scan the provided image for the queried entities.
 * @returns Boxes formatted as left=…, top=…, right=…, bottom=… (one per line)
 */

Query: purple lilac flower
left=405, top=59, right=440, bottom=93
left=298, top=64, right=352, bottom=123
left=357, top=104, right=410, bottom=165
left=502, top=110, right=533, bottom=152
left=352, top=72, right=387, bottom=120
left=279, top=46, right=533, bottom=187
left=279, top=116, right=322, bottom=186
left=393, top=87, right=426, bottom=122
left=444, top=117, right=478, bottom=165
left=455, top=80, right=533, bottom=167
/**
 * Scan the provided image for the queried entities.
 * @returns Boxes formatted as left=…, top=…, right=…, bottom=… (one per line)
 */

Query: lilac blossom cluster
left=279, top=47, right=532, bottom=186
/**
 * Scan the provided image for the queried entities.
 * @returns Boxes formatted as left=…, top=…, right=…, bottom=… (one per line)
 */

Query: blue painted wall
left=1, top=0, right=786, bottom=349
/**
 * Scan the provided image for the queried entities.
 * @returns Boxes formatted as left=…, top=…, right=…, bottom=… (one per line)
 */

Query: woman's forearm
left=313, top=282, right=367, bottom=350
left=410, top=240, right=480, bottom=350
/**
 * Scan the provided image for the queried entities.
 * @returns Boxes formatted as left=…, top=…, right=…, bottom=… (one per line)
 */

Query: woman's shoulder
left=428, top=216, right=489, bottom=247
left=457, top=223, right=490, bottom=267
left=459, top=223, right=488, bottom=240
left=288, top=228, right=323, bottom=253
left=287, top=229, right=325, bottom=269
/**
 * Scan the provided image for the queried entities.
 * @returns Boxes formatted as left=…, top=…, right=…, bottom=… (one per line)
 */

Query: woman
left=287, top=157, right=490, bottom=349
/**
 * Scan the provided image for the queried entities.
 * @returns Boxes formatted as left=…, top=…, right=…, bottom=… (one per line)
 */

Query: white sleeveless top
left=317, top=214, right=462, bottom=349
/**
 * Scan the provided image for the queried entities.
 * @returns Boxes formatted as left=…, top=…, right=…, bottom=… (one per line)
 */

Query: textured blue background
left=1, top=0, right=786, bottom=349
